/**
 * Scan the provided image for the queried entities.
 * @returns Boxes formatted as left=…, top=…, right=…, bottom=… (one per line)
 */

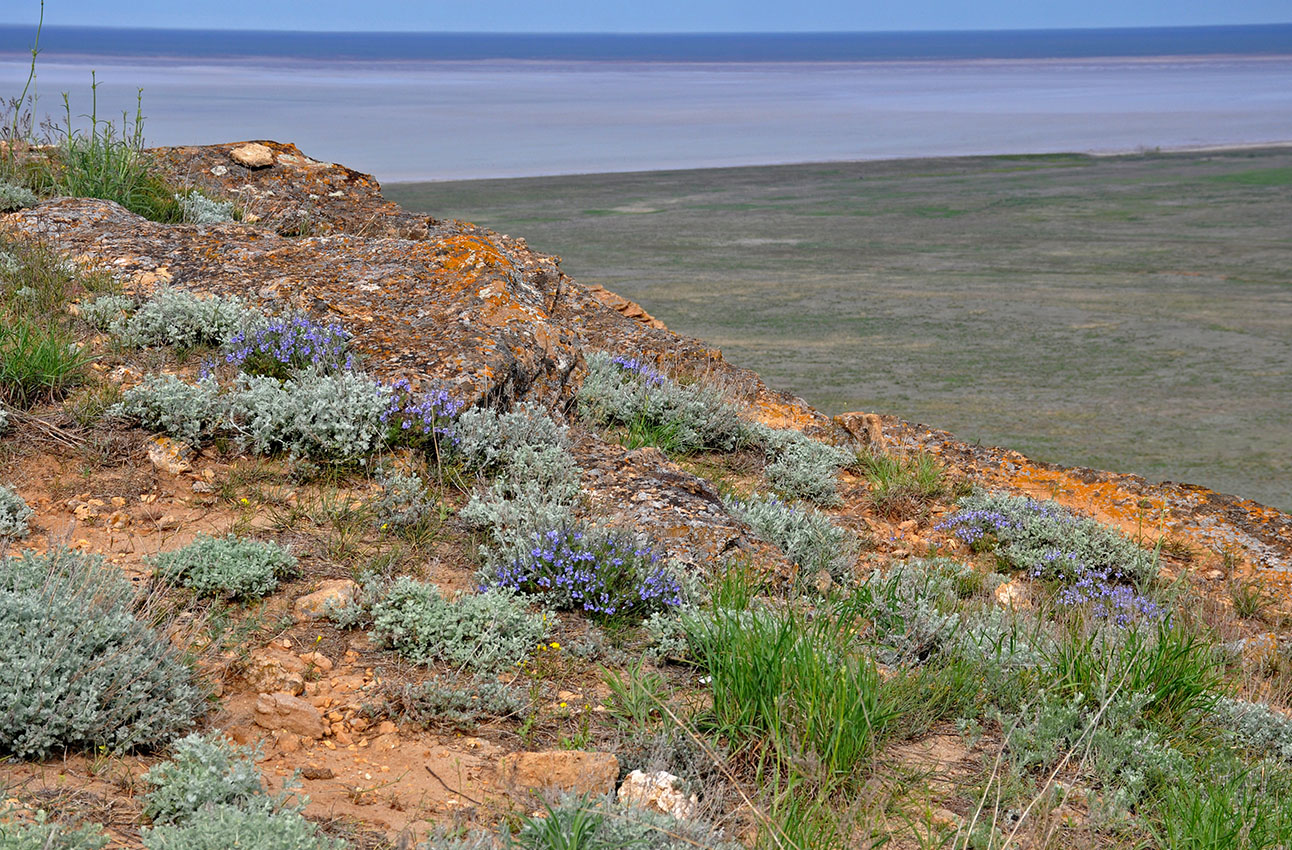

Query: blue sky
left=2, top=0, right=1289, bottom=32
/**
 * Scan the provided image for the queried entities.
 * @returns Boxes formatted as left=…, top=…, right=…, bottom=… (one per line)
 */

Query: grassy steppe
left=388, top=148, right=1292, bottom=510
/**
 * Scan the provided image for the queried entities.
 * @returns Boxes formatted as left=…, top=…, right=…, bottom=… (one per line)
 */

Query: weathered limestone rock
left=293, top=579, right=359, bottom=621
left=499, top=751, right=619, bottom=795
left=146, top=435, right=192, bottom=475
left=229, top=142, right=275, bottom=169
left=254, top=691, right=324, bottom=739
left=835, top=411, right=887, bottom=450
left=618, top=770, right=699, bottom=820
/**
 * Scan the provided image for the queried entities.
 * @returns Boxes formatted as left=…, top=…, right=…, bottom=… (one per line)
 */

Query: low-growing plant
left=141, top=801, right=345, bottom=850
left=0, top=180, right=38, bottom=211
left=0, top=317, right=93, bottom=406
left=748, top=422, right=852, bottom=505
left=371, top=468, right=438, bottom=532
left=381, top=675, right=526, bottom=731
left=368, top=578, right=548, bottom=672
left=577, top=351, right=749, bottom=454
left=483, top=523, right=683, bottom=621
left=459, top=441, right=584, bottom=550
left=855, top=447, right=948, bottom=518
left=225, top=368, right=392, bottom=462
left=224, top=314, right=352, bottom=379
left=936, top=491, right=1158, bottom=584
left=111, top=373, right=223, bottom=446
left=112, top=286, right=261, bottom=351
left=723, top=491, right=856, bottom=587
left=143, top=733, right=266, bottom=825
left=0, top=548, right=205, bottom=758
left=175, top=190, right=236, bottom=225
left=516, top=792, right=739, bottom=850
left=1229, top=576, right=1270, bottom=620
left=1152, top=766, right=1292, bottom=850
left=0, top=813, right=108, bottom=850
left=149, top=534, right=297, bottom=600
left=77, top=293, right=134, bottom=331
left=452, top=401, right=569, bottom=473
left=1210, top=696, right=1292, bottom=762
left=0, top=482, right=33, bottom=538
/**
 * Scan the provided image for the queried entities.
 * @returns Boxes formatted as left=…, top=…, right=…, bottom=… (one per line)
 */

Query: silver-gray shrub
left=518, top=792, right=741, bottom=850
left=747, top=422, right=852, bottom=505
left=143, top=733, right=266, bottom=825
left=225, top=368, right=392, bottom=462
left=863, top=558, right=964, bottom=665
left=0, top=815, right=108, bottom=850
left=0, top=180, right=38, bottom=212
left=1210, top=696, right=1292, bottom=763
left=939, top=491, right=1156, bottom=584
left=723, top=491, right=856, bottom=586
left=149, top=534, right=297, bottom=600
left=577, top=351, right=750, bottom=453
left=0, top=482, right=33, bottom=538
left=451, top=401, right=570, bottom=473
left=111, top=373, right=224, bottom=446
left=141, top=801, right=344, bottom=850
left=112, top=286, right=264, bottom=350
left=78, top=293, right=135, bottom=331
left=372, top=468, right=436, bottom=530
left=176, top=191, right=236, bottom=225
left=0, top=549, right=204, bottom=758
left=369, top=578, right=547, bottom=673
left=459, top=442, right=583, bottom=550
left=0, top=402, right=8, bottom=433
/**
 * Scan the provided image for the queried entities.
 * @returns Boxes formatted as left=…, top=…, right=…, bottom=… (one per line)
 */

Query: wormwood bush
left=1211, top=696, right=1292, bottom=762
left=383, top=675, right=526, bottom=731
left=225, top=369, right=392, bottom=462
left=861, top=559, right=967, bottom=664
left=723, top=492, right=856, bottom=586
left=0, top=814, right=108, bottom=850
left=452, top=401, right=570, bottom=473
left=483, top=523, right=684, bottom=621
left=143, top=733, right=265, bottom=825
left=0, top=548, right=204, bottom=758
left=150, top=534, right=296, bottom=600
left=517, top=792, right=740, bottom=850
left=0, top=401, right=7, bottom=433
left=111, top=373, right=223, bottom=446
left=577, top=351, right=749, bottom=454
left=369, top=578, right=547, bottom=672
left=0, top=180, right=37, bottom=211
left=142, top=801, right=345, bottom=850
left=938, top=491, right=1157, bottom=584
left=0, top=483, right=33, bottom=538
left=459, top=441, right=584, bottom=549
left=175, top=190, right=235, bottom=225
left=112, top=286, right=261, bottom=350
left=372, top=468, right=436, bottom=531
left=747, top=422, right=852, bottom=505
left=78, top=293, right=135, bottom=330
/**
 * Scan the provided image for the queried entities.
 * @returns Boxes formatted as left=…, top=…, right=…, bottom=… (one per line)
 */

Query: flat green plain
left=387, top=148, right=1292, bottom=510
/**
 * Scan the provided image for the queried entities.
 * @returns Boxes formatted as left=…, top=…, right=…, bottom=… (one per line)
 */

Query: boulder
left=499, top=750, right=619, bottom=796
left=229, top=142, right=275, bottom=169
left=294, top=579, right=359, bottom=621
left=254, top=691, right=324, bottom=739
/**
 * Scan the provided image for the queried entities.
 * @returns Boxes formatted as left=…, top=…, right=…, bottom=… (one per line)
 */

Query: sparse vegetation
left=0, top=549, right=204, bottom=759
left=149, top=534, right=297, bottom=600
left=0, top=483, right=33, bottom=538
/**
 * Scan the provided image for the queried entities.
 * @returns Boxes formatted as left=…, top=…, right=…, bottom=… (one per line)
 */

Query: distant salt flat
left=1, top=53, right=1289, bottom=182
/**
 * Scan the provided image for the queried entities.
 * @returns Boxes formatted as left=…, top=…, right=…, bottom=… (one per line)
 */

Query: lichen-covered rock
left=500, top=750, right=619, bottom=795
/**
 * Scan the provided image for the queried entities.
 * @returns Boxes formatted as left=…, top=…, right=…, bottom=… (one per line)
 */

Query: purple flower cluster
left=383, top=380, right=464, bottom=449
left=934, top=510, right=1017, bottom=546
left=226, top=315, right=352, bottom=376
left=487, top=525, right=683, bottom=619
left=1052, top=563, right=1165, bottom=627
left=610, top=354, right=666, bottom=387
